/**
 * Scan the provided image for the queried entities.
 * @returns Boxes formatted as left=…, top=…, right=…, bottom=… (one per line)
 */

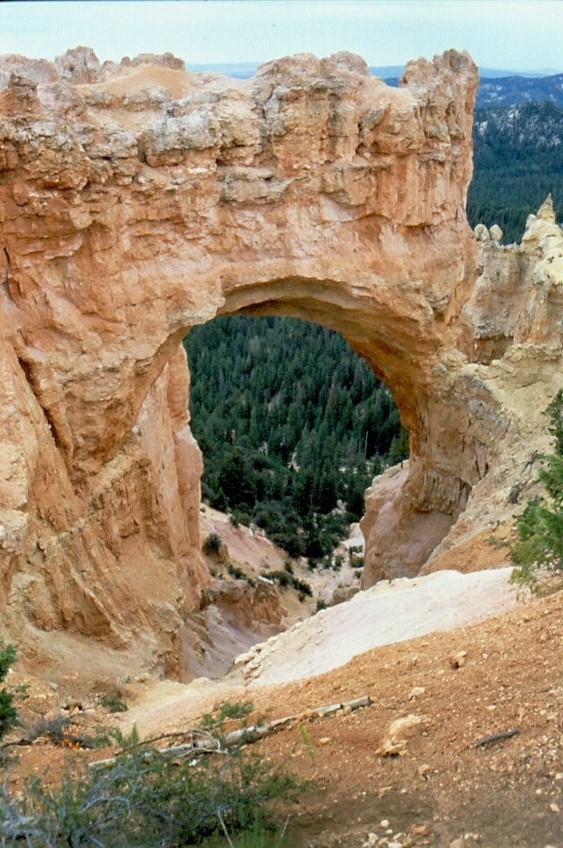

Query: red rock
left=0, top=48, right=561, bottom=679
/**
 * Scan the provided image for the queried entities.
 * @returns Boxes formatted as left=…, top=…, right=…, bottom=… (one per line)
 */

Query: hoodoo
left=0, top=47, right=561, bottom=677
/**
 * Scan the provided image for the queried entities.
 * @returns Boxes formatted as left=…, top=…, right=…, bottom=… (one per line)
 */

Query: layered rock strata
left=0, top=47, right=561, bottom=676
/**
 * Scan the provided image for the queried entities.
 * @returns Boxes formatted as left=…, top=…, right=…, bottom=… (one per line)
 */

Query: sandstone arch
left=0, top=48, right=561, bottom=678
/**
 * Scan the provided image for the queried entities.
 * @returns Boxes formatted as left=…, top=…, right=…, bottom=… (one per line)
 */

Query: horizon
left=180, top=60, right=562, bottom=78
left=1, top=1, right=562, bottom=74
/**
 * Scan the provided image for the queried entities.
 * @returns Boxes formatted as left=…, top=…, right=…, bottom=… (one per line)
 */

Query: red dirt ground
left=3, top=579, right=563, bottom=847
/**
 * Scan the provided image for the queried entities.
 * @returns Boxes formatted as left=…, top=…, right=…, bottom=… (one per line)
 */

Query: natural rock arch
left=0, top=47, right=561, bottom=678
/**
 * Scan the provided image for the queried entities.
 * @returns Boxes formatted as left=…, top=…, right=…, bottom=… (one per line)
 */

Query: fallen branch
left=474, top=728, right=520, bottom=748
left=90, top=693, right=372, bottom=769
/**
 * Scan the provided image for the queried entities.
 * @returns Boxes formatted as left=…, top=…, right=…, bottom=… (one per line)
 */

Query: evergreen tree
left=0, top=642, right=18, bottom=740
left=512, top=390, right=563, bottom=582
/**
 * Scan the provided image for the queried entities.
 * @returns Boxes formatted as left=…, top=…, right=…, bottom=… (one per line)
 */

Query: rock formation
left=0, top=47, right=561, bottom=679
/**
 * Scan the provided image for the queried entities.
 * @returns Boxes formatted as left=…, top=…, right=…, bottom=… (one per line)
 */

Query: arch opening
left=184, top=313, right=408, bottom=566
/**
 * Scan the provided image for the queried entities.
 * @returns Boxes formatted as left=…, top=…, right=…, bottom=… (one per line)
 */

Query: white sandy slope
left=235, top=567, right=521, bottom=687
left=122, top=567, right=523, bottom=737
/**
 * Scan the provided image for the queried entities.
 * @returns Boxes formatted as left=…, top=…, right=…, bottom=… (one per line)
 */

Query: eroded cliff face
left=0, top=47, right=561, bottom=678
left=361, top=196, right=563, bottom=582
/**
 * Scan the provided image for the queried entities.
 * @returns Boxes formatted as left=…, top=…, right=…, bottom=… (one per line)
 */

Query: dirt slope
left=5, top=569, right=563, bottom=847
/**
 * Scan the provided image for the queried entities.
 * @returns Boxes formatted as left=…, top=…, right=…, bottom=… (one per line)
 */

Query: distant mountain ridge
left=187, top=62, right=563, bottom=107
left=475, top=74, right=563, bottom=107
left=189, top=62, right=561, bottom=79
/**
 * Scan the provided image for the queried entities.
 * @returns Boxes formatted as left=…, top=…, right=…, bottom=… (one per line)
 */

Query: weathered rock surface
left=0, top=46, right=561, bottom=677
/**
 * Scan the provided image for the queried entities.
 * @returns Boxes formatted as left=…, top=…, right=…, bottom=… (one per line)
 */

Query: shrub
left=265, top=570, right=291, bottom=588
left=291, top=577, right=313, bottom=597
left=264, top=571, right=312, bottom=597
left=216, top=700, right=254, bottom=722
left=332, top=554, right=344, bottom=571
left=227, top=563, right=245, bottom=580
left=100, top=695, right=128, bottom=713
left=199, top=700, right=255, bottom=734
left=202, top=532, right=222, bottom=556
left=0, top=746, right=299, bottom=847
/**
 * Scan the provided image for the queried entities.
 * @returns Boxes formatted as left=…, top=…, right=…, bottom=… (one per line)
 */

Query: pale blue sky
left=1, top=1, right=562, bottom=72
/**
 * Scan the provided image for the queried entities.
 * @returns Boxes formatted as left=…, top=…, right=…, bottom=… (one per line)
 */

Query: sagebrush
left=0, top=744, right=299, bottom=847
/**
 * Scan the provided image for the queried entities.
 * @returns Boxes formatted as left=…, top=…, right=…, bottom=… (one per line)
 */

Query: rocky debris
left=0, top=44, right=561, bottom=677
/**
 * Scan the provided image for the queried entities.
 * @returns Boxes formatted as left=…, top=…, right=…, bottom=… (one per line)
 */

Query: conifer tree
left=512, top=389, right=563, bottom=581
left=0, top=642, right=18, bottom=740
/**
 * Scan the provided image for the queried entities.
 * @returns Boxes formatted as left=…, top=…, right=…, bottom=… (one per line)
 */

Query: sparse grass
left=486, top=535, right=510, bottom=549
left=199, top=700, right=255, bottom=731
left=201, top=815, right=291, bottom=847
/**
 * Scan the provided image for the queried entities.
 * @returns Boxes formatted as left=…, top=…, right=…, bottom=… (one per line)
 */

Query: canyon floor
left=4, top=534, right=563, bottom=848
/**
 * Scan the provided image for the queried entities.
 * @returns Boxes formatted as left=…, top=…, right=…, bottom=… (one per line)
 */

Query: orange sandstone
left=0, top=48, right=561, bottom=677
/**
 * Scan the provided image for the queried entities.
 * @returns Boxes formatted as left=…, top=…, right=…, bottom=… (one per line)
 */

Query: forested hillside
left=187, top=93, right=561, bottom=560
left=468, top=101, right=563, bottom=242
left=475, top=73, right=563, bottom=107
left=184, top=319, right=406, bottom=560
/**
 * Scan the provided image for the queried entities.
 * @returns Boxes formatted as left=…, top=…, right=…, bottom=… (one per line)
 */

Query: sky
left=1, top=0, right=562, bottom=73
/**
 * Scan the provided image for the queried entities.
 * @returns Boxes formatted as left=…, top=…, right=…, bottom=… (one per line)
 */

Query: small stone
left=418, top=763, right=432, bottom=779
left=408, top=686, right=426, bottom=700
left=549, top=802, right=560, bottom=813
left=411, top=824, right=430, bottom=836
left=449, top=840, right=464, bottom=848
left=318, top=737, right=330, bottom=745
left=449, top=651, right=467, bottom=669
left=380, top=819, right=390, bottom=829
